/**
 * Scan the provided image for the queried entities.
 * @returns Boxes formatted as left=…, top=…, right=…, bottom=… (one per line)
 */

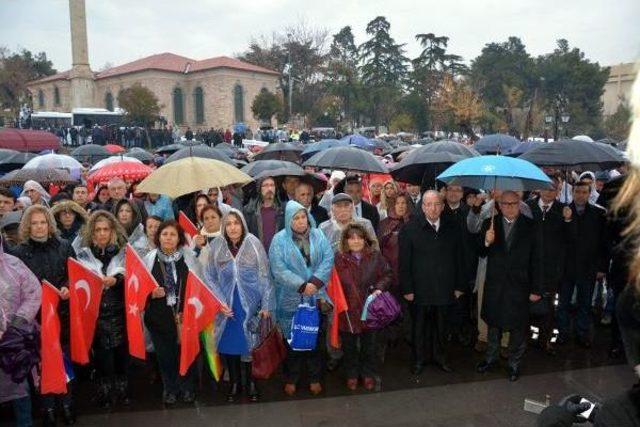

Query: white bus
left=30, top=111, right=72, bottom=129
left=72, top=108, right=124, bottom=127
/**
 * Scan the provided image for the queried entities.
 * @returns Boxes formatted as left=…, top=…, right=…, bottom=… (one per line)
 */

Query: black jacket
left=399, top=214, right=466, bottom=306
left=477, top=214, right=542, bottom=329
left=309, top=204, right=329, bottom=226
left=526, top=198, right=571, bottom=293
left=442, top=202, right=477, bottom=287
left=565, top=202, right=608, bottom=283
left=359, top=200, right=380, bottom=232
left=243, top=197, right=285, bottom=247
left=92, top=244, right=125, bottom=349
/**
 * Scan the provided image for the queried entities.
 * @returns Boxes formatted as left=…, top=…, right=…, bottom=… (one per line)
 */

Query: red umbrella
left=88, top=161, right=152, bottom=184
left=104, top=144, right=126, bottom=154
left=0, top=129, right=60, bottom=152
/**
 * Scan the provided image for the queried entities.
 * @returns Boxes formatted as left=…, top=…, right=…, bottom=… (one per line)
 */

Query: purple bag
left=364, top=292, right=401, bottom=330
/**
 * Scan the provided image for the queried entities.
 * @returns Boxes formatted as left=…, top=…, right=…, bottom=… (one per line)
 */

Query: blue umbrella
left=473, top=134, right=520, bottom=154
left=301, top=139, right=347, bottom=160
left=507, top=140, right=543, bottom=156
left=437, top=155, right=552, bottom=191
left=340, top=134, right=375, bottom=149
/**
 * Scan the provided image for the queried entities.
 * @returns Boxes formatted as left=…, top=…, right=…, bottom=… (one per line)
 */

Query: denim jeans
left=557, top=279, right=594, bottom=339
left=12, top=396, right=33, bottom=427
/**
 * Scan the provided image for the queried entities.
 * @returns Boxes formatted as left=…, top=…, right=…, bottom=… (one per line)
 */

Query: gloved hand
left=558, top=394, right=592, bottom=423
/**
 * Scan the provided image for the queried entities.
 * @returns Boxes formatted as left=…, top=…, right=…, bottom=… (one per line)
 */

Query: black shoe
left=114, top=376, right=131, bottom=406
left=61, top=405, right=76, bottom=425
left=327, top=357, right=341, bottom=372
left=163, top=392, right=177, bottom=406
left=246, top=381, right=259, bottom=403
left=508, top=367, right=520, bottom=382
left=438, top=363, right=454, bottom=373
left=411, top=363, right=424, bottom=375
left=96, top=381, right=112, bottom=409
left=226, top=383, right=241, bottom=403
left=43, top=408, right=56, bottom=427
left=476, top=361, right=494, bottom=374
left=182, top=391, right=196, bottom=404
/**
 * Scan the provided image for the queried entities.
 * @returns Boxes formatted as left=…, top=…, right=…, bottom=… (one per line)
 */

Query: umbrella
left=0, top=149, right=38, bottom=172
left=241, top=160, right=304, bottom=177
left=507, top=141, right=543, bottom=156
left=155, top=143, right=187, bottom=155
left=340, top=134, right=375, bottom=149
left=104, top=144, right=126, bottom=154
left=519, top=139, right=625, bottom=170
left=301, top=139, right=347, bottom=160
left=572, top=135, right=594, bottom=143
left=303, top=146, right=388, bottom=173
left=473, top=134, right=520, bottom=154
left=213, top=143, right=239, bottom=158
left=71, top=144, right=111, bottom=162
left=0, top=128, right=61, bottom=152
left=597, top=137, right=618, bottom=146
left=23, top=154, right=83, bottom=170
left=126, top=147, right=155, bottom=163
left=390, top=140, right=480, bottom=185
left=245, top=169, right=327, bottom=197
left=89, top=156, right=142, bottom=172
left=136, top=157, right=252, bottom=198
left=0, top=168, right=75, bottom=185
left=253, top=142, right=303, bottom=162
left=165, top=145, right=235, bottom=165
left=437, top=155, right=553, bottom=191
left=88, top=161, right=153, bottom=184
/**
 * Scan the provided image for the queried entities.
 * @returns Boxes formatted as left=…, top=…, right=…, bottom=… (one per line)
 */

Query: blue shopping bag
left=288, top=297, right=320, bottom=351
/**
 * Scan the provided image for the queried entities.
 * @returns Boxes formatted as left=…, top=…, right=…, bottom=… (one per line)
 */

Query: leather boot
left=96, top=379, right=112, bottom=409
left=61, top=405, right=76, bottom=425
left=114, top=376, right=131, bottom=406
left=226, top=356, right=241, bottom=403
left=42, top=408, right=56, bottom=427
left=242, top=362, right=259, bottom=402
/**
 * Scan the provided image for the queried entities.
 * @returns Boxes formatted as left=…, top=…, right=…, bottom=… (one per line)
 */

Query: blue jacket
left=144, top=195, right=174, bottom=220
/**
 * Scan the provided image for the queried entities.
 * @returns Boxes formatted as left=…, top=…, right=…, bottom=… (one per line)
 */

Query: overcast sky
left=2, top=0, right=639, bottom=72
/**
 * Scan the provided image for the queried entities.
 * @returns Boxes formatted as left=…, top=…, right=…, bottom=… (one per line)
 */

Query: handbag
left=288, top=297, right=320, bottom=351
left=251, top=317, right=286, bottom=380
left=363, top=291, right=401, bottom=330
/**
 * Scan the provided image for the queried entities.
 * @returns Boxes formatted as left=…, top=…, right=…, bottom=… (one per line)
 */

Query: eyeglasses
left=498, top=201, right=519, bottom=207
left=423, top=202, right=443, bottom=208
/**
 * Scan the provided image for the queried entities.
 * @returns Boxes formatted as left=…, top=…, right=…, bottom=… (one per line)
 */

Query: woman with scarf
left=0, top=237, right=41, bottom=427
left=143, top=220, right=203, bottom=406
left=204, top=209, right=273, bottom=403
left=12, top=205, right=77, bottom=425
left=112, top=198, right=143, bottom=237
left=269, top=200, right=334, bottom=397
left=75, top=210, right=128, bottom=409
left=194, top=204, right=223, bottom=266
left=51, top=200, right=89, bottom=242
left=20, top=180, right=50, bottom=207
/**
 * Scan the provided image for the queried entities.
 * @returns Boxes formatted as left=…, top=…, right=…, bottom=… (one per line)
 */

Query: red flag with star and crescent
left=125, top=244, right=158, bottom=360
left=178, top=211, right=199, bottom=238
left=179, top=271, right=221, bottom=375
left=68, top=258, right=103, bottom=364
left=40, top=280, right=67, bottom=394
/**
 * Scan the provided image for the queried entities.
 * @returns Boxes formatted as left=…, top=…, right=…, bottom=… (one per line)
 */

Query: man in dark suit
left=294, top=182, right=329, bottom=226
left=526, top=179, right=573, bottom=355
left=400, top=190, right=466, bottom=374
left=476, top=191, right=542, bottom=381
left=557, top=180, right=608, bottom=348
left=344, top=176, right=380, bottom=232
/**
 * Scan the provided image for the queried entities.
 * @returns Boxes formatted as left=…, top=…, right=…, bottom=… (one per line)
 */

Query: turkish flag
left=125, top=244, right=158, bottom=360
left=68, top=258, right=103, bottom=364
left=40, top=281, right=67, bottom=394
left=178, top=211, right=199, bottom=238
left=179, top=272, right=221, bottom=375
left=327, top=268, right=349, bottom=348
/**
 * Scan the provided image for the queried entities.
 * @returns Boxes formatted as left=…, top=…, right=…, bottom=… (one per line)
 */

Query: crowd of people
left=0, top=153, right=634, bottom=426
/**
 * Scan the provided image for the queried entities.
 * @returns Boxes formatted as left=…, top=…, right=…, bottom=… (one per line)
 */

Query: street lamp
left=561, top=113, right=570, bottom=137
left=544, top=115, right=553, bottom=124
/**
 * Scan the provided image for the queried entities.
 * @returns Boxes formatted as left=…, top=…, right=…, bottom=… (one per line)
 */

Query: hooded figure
left=20, top=180, right=50, bottom=206
left=578, top=171, right=601, bottom=205
left=204, top=208, right=273, bottom=402
left=0, top=236, right=41, bottom=425
left=51, top=200, right=89, bottom=241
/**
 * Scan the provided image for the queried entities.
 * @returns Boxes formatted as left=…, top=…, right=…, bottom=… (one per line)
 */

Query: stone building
left=26, top=52, right=280, bottom=131
left=601, top=62, right=636, bottom=117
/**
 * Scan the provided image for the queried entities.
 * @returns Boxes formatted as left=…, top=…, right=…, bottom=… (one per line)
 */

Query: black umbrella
left=473, top=134, right=520, bottom=154
left=155, top=143, right=187, bottom=155
left=390, top=140, right=480, bottom=185
left=253, top=142, right=303, bottom=162
left=0, top=168, right=75, bottom=185
left=126, top=147, right=155, bottom=163
left=70, top=144, right=111, bottom=163
left=164, top=145, right=235, bottom=166
left=241, top=160, right=304, bottom=177
left=303, top=146, right=388, bottom=173
left=214, top=142, right=239, bottom=158
left=519, top=139, right=626, bottom=170
left=0, top=149, right=38, bottom=173
left=245, top=168, right=327, bottom=197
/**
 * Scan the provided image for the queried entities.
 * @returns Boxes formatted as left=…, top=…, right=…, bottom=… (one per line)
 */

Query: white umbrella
left=90, top=156, right=142, bottom=172
left=23, top=153, right=83, bottom=170
left=572, top=135, right=594, bottom=143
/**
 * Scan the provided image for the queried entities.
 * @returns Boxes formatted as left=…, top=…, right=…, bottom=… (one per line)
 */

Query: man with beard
left=243, top=176, right=284, bottom=250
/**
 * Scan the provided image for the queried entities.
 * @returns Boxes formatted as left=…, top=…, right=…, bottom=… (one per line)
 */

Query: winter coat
left=334, top=250, right=391, bottom=334
left=477, top=214, right=543, bottom=329
left=269, top=201, right=334, bottom=337
left=144, top=195, right=175, bottom=221
left=243, top=197, right=285, bottom=249
left=0, top=243, right=41, bottom=403
left=91, top=244, right=126, bottom=349
left=565, top=202, right=608, bottom=283
left=51, top=200, right=89, bottom=242
left=378, top=215, right=408, bottom=291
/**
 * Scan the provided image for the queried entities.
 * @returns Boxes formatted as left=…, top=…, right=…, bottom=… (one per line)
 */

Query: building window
left=38, top=90, right=45, bottom=108
left=173, top=87, right=184, bottom=124
left=234, top=84, right=244, bottom=123
left=193, top=87, right=204, bottom=124
left=105, top=92, right=114, bottom=111
left=54, top=86, right=60, bottom=106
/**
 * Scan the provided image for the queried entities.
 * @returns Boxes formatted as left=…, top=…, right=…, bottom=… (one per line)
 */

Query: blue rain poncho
left=203, top=209, right=274, bottom=351
left=269, top=201, right=334, bottom=338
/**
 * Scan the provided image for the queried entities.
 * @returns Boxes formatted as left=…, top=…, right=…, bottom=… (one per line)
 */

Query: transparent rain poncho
left=203, top=209, right=274, bottom=351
